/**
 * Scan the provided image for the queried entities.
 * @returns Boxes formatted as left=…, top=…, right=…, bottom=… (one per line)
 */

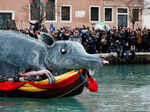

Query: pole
left=38, top=0, right=41, bottom=30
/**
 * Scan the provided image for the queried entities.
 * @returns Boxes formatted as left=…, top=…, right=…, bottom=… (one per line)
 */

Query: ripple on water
left=1, top=65, right=150, bottom=112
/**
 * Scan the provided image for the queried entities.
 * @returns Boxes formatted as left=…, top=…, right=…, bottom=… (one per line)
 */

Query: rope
left=57, top=78, right=87, bottom=98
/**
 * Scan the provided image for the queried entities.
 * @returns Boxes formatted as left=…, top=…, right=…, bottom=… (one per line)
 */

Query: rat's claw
left=45, top=72, right=55, bottom=84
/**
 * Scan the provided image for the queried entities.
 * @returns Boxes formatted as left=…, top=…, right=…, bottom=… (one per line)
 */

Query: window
left=0, top=12, right=14, bottom=29
left=90, top=6, right=99, bottom=21
left=118, top=8, right=128, bottom=13
left=61, top=6, right=71, bottom=21
left=30, top=0, right=56, bottom=21
left=105, top=8, right=112, bottom=22
left=132, top=9, right=139, bottom=21
left=30, top=0, right=38, bottom=20
left=46, top=0, right=56, bottom=21
left=117, top=8, right=129, bottom=28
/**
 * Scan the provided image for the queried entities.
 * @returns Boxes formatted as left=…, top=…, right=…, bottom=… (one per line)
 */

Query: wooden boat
left=0, top=70, right=98, bottom=98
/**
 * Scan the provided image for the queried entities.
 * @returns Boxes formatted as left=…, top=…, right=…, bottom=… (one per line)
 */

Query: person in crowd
left=136, top=29, right=142, bottom=52
left=123, top=42, right=130, bottom=60
left=23, top=23, right=150, bottom=59
left=49, top=24, right=56, bottom=33
left=115, top=40, right=122, bottom=58
left=86, top=36, right=97, bottom=54
left=130, top=45, right=136, bottom=60
left=28, top=21, right=40, bottom=39
left=69, top=30, right=82, bottom=43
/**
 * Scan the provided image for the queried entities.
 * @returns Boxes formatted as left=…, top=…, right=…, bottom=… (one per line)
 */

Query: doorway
left=117, top=8, right=128, bottom=28
left=118, top=15, right=128, bottom=28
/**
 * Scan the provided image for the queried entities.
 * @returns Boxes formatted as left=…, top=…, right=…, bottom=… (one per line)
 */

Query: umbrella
left=94, top=22, right=110, bottom=31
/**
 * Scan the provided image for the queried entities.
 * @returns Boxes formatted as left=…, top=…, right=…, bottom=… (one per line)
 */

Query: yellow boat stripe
left=18, top=70, right=80, bottom=92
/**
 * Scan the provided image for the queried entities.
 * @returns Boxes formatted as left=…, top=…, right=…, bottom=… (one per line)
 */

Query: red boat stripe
left=27, top=74, right=79, bottom=89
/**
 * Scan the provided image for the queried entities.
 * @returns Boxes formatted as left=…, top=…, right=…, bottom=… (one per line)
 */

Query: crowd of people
left=50, top=25, right=150, bottom=60
left=24, top=22, right=150, bottom=60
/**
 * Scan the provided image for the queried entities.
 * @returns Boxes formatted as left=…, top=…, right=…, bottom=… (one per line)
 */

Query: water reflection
left=95, top=65, right=150, bottom=112
left=97, top=65, right=150, bottom=84
left=1, top=65, right=150, bottom=112
left=0, top=97, right=88, bottom=112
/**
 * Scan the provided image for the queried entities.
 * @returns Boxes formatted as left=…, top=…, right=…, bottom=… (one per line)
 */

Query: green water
left=0, top=65, right=150, bottom=112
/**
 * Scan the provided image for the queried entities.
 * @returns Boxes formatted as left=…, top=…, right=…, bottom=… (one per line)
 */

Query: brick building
left=0, top=0, right=143, bottom=30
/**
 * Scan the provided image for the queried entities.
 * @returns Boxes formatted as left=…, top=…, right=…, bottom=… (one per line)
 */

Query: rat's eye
left=60, top=48, right=67, bottom=54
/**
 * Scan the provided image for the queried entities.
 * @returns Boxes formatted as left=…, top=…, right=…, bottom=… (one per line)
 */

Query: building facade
left=142, top=0, right=150, bottom=28
left=0, top=0, right=143, bottom=29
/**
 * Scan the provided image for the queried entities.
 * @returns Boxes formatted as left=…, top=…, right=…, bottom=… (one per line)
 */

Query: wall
left=97, top=52, right=150, bottom=65
left=48, top=0, right=102, bottom=29
left=0, top=0, right=29, bottom=29
left=0, top=0, right=143, bottom=30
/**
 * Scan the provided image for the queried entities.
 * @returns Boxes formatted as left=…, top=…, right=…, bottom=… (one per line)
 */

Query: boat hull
left=0, top=79, right=84, bottom=98
left=0, top=70, right=86, bottom=98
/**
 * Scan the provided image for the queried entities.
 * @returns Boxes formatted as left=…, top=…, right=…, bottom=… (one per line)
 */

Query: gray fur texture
left=0, top=30, right=102, bottom=77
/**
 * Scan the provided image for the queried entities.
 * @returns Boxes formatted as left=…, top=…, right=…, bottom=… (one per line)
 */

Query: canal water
left=0, top=65, right=150, bottom=112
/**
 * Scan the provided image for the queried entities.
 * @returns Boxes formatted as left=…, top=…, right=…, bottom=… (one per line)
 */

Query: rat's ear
left=40, top=33, right=55, bottom=47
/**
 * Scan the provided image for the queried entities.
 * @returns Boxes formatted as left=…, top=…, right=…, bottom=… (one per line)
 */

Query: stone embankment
left=95, top=52, right=150, bottom=65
